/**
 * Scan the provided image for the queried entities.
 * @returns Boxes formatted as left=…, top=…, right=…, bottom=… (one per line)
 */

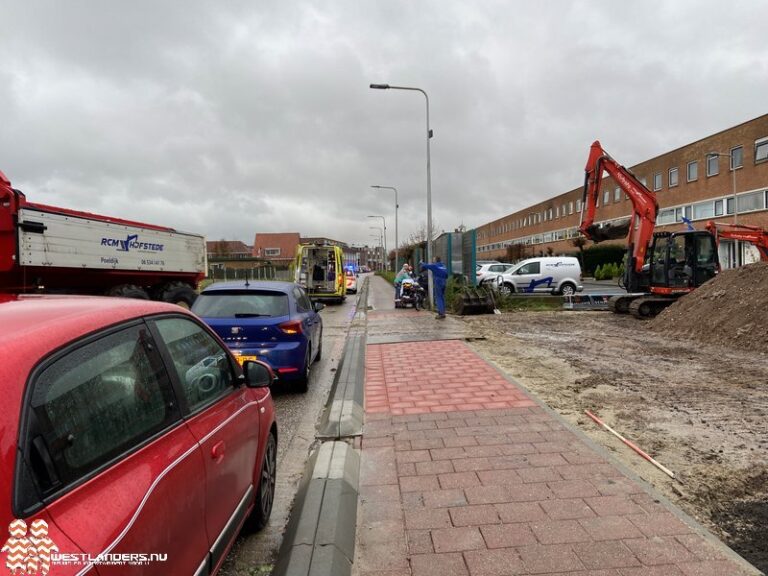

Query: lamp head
left=369, top=84, right=390, bottom=90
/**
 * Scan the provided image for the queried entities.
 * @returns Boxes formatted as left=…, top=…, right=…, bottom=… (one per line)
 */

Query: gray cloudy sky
left=2, top=1, right=767, bottom=249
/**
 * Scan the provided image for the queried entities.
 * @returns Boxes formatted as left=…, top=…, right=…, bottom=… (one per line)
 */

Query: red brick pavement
left=355, top=339, right=758, bottom=576
left=365, top=340, right=536, bottom=415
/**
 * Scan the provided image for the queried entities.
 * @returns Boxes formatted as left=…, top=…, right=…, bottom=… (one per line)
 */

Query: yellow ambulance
left=294, top=244, right=347, bottom=303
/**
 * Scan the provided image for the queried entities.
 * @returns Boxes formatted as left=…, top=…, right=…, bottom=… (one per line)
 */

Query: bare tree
left=406, top=219, right=442, bottom=245
left=571, top=236, right=587, bottom=266
left=505, top=244, right=528, bottom=263
left=213, top=239, right=232, bottom=257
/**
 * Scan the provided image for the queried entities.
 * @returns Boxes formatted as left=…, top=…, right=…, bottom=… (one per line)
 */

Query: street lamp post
left=372, top=185, right=398, bottom=272
left=367, top=215, right=387, bottom=270
left=369, top=227, right=383, bottom=270
left=707, top=151, right=739, bottom=224
left=370, top=83, right=434, bottom=308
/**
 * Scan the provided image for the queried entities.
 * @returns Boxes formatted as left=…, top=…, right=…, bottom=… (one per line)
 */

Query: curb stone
left=272, top=442, right=360, bottom=576
left=317, top=277, right=368, bottom=440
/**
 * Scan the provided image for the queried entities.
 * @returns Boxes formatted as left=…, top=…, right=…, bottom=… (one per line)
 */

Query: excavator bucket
left=585, top=219, right=631, bottom=242
left=455, top=287, right=497, bottom=315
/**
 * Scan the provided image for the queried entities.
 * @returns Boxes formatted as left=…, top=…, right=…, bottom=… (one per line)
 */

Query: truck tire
left=107, top=284, right=149, bottom=300
left=159, top=283, right=198, bottom=308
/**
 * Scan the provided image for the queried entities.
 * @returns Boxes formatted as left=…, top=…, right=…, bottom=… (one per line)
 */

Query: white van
left=496, top=257, right=583, bottom=296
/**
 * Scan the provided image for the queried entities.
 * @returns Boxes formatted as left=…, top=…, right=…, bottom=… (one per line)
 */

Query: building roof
left=253, top=232, right=301, bottom=261
left=206, top=240, right=252, bottom=256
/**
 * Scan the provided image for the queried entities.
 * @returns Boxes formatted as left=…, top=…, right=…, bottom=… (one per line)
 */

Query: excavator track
left=628, top=296, right=676, bottom=319
left=608, top=295, right=641, bottom=314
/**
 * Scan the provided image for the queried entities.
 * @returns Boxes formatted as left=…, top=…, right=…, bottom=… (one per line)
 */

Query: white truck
left=1, top=169, right=206, bottom=306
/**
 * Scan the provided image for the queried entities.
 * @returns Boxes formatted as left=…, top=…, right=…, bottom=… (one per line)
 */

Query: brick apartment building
left=477, top=113, right=768, bottom=268
left=252, top=232, right=302, bottom=265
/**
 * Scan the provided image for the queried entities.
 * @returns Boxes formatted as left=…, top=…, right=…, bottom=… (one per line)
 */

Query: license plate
left=235, top=355, right=260, bottom=366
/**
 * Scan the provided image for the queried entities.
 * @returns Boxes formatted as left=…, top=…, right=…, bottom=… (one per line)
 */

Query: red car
left=0, top=295, right=277, bottom=575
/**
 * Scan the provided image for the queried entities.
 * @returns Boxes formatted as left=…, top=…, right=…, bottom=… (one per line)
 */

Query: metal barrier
left=563, top=293, right=613, bottom=310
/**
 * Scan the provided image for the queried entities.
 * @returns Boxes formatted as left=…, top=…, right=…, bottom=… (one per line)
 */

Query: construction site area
left=460, top=262, right=768, bottom=572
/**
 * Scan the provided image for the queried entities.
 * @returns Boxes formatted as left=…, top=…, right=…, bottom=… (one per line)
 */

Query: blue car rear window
left=193, top=291, right=290, bottom=318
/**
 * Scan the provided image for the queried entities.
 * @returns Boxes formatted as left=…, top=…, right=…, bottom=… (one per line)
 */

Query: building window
left=707, top=154, right=719, bottom=176
left=714, top=199, right=724, bottom=216
left=692, top=201, right=714, bottom=220
left=653, top=172, right=662, bottom=191
left=737, top=190, right=765, bottom=213
left=548, top=208, right=553, bottom=220
left=756, top=137, right=768, bottom=163
left=568, top=201, right=574, bottom=214
left=640, top=176, right=648, bottom=188
left=264, top=248, right=281, bottom=257
left=614, top=188, right=621, bottom=202
left=669, top=167, right=679, bottom=187
left=674, top=206, right=691, bottom=222
left=603, top=190, right=610, bottom=205
left=687, top=161, right=698, bottom=182
left=657, top=208, right=675, bottom=225
left=555, top=206, right=560, bottom=218
left=730, top=146, right=743, bottom=170
left=576, top=199, right=582, bottom=213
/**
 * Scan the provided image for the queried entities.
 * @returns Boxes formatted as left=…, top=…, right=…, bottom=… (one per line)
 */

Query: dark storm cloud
left=1, top=0, right=766, bottom=247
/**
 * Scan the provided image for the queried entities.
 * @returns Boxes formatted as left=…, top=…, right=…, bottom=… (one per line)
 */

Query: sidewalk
left=353, top=293, right=759, bottom=574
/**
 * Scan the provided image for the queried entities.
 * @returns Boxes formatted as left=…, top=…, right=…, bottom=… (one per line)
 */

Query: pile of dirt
left=649, top=262, right=768, bottom=354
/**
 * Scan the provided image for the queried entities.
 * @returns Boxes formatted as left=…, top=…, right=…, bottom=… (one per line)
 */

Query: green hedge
left=594, top=262, right=624, bottom=280
left=376, top=270, right=396, bottom=284
left=581, top=244, right=626, bottom=276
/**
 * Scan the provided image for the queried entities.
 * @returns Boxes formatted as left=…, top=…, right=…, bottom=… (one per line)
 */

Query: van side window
left=154, top=317, right=235, bottom=413
left=517, top=262, right=541, bottom=275
left=25, top=324, right=178, bottom=493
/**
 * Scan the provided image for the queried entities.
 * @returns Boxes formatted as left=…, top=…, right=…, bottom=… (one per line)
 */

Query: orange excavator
left=705, top=221, right=768, bottom=262
left=579, top=141, right=720, bottom=318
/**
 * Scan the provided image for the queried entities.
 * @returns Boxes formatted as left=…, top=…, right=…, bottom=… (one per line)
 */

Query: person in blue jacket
left=419, top=256, right=448, bottom=319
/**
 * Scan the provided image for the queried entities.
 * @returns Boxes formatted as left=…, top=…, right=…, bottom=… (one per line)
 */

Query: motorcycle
left=395, top=277, right=425, bottom=310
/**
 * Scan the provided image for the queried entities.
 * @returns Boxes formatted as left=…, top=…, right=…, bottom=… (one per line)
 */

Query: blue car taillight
left=278, top=319, right=303, bottom=335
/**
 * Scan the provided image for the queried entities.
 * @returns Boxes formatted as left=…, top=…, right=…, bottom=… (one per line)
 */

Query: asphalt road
left=219, top=286, right=360, bottom=575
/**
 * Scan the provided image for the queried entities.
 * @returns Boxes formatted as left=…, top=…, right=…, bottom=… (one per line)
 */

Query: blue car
left=192, top=281, right=324, bottom=392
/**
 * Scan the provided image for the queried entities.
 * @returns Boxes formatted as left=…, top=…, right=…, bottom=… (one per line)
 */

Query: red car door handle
left=211, top=441, right=226, bottom=462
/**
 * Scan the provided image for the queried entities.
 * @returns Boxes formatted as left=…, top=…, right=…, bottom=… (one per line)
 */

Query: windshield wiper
left=234, top=313, right=270, bottom=318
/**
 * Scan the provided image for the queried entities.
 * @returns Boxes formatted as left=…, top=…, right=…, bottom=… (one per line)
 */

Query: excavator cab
left=648, top=231, right=718, bottom=295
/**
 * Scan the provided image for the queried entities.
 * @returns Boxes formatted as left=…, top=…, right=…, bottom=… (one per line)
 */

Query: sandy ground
left=461, top=310, right=768, bottom=572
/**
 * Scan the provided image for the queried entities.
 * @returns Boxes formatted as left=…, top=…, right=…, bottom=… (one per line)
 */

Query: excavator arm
left=579, top=141, right=659, bottom=274
left=705, top=221, right=768, bottom=261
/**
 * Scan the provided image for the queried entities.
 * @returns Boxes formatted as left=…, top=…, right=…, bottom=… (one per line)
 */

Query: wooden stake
left=585, top=410, right=675, bottom=479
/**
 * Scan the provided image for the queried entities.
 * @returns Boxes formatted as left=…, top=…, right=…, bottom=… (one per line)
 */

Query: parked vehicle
left=477, top=263, right=514, bottom=287
left=475, top=260, right=500, bottom=267
left=476, top=262, right=512, bottom=285
left=0, top=169, right=206, bottom=306
left=394, top=277, right=425, bottom=309
left=345, top=269, right=358, bottom=293
left=294, top=243, right=346, bottom=303
left=192, top=281, right=324, bottom=393
left=496, top=256, right=583, bottom=295
left=0, top=294, right=276, bottom=575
